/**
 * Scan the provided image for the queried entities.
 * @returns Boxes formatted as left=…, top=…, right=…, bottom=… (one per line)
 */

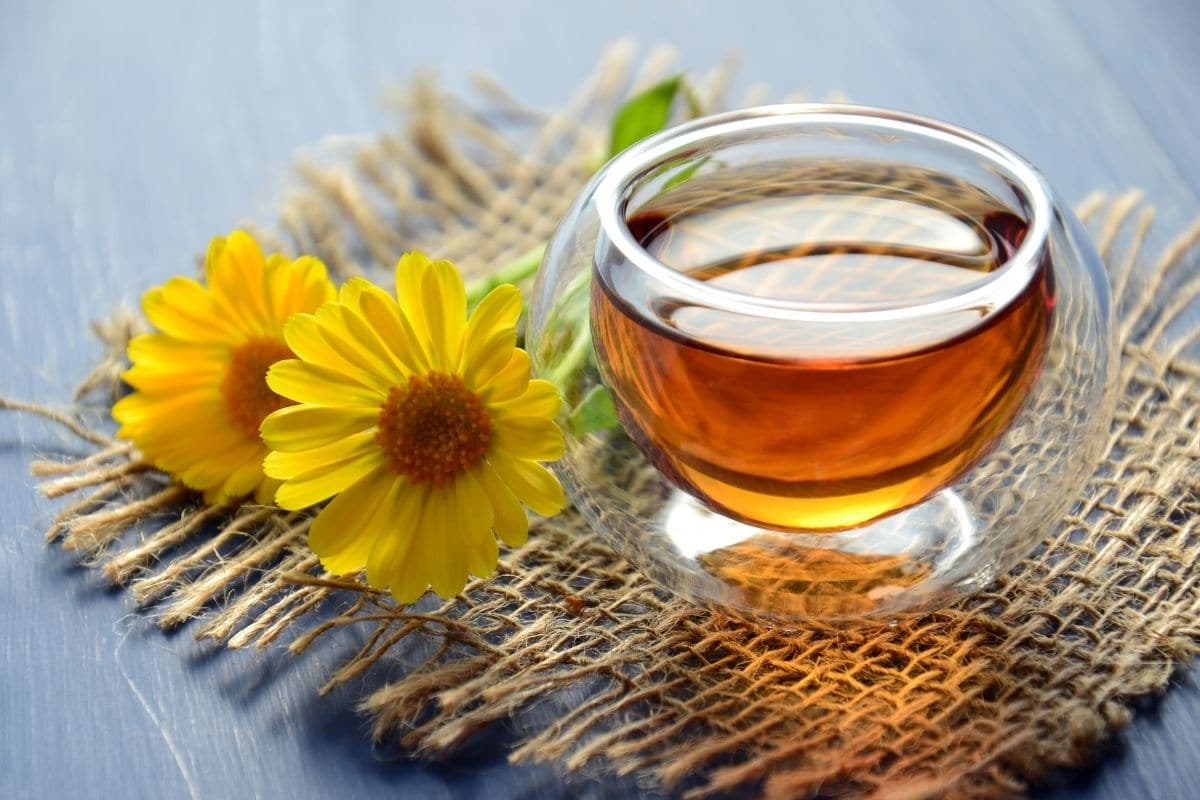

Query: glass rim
left=593, top=103, right=1052, bottom=323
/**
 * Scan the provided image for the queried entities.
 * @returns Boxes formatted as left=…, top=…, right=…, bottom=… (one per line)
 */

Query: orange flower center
left=221, top=337, right=296, bottom=439
left=377, top=372, right=493, bottom=486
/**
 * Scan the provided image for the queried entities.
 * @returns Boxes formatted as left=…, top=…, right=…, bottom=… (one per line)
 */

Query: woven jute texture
left=7, top=45, right=1200, bottom=798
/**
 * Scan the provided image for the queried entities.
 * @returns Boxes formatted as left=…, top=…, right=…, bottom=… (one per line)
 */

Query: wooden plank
left=1060, top=0, right=1200, bottom=191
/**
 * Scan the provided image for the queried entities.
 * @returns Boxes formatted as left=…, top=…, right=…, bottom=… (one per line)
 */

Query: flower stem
left=542, top=321, right=593, bottom=397
left=465, top=243, right=547, bottom=308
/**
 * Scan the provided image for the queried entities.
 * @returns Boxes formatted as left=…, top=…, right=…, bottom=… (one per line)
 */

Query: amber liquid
left=591, top=162, right=1054, bottom=531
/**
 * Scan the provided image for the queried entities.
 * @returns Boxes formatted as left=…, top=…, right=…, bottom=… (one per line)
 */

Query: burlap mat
left=6, top=44, right=1200, bottom=799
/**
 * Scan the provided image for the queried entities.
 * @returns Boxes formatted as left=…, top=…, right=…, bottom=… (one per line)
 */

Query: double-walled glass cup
left=528, top=105, right=1115, bottom=620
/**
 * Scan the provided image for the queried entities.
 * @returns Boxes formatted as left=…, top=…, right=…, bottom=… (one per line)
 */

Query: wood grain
left=1, top=1, right=1196, bottom=797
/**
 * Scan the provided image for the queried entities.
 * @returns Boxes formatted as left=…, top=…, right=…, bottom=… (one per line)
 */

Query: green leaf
left=608, top=75, right=683, bottom=160
left=568, top=385, right=620, bottom=436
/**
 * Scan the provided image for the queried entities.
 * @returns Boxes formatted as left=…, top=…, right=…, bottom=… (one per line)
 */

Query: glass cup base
left=600, top=487, right=990, bottom=622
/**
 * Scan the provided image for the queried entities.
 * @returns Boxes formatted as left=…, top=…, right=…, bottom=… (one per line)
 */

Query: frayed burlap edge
left=4, top=43, right=1200, bottom=799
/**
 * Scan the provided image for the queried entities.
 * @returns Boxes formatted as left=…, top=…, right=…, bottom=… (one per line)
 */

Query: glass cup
left=528, top=105, right=1116, bottom=620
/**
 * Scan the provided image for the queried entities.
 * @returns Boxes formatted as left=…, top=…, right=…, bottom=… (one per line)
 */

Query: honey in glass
left=591, top=161, right=1054, bottom=531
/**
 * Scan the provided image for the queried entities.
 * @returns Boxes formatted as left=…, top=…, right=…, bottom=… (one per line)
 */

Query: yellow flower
left=113, top=231, right=336, bottom=503
left=261, top=252, right=566, bottom=602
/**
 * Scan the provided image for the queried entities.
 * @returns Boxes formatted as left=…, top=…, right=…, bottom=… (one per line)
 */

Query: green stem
left=542, top=319, right=593, bottom=397
left=465, top=242, right=547, bottom=308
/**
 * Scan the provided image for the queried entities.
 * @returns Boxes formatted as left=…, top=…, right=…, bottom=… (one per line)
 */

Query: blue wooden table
left=3, top=1, right=1198, bottom=797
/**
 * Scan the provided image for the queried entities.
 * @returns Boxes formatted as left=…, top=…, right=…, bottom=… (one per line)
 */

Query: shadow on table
left=172, top=594, right=646, bottom=799
left=1036, top=670, right=1195, bottom=800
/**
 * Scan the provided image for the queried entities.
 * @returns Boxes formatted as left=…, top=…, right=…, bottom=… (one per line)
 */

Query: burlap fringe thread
left=5, top=43, right=1200, bottom=799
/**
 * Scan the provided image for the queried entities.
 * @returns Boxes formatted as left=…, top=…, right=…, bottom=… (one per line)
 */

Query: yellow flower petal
left=271, top=429, right=384, bottom=510
left=351, top=279, right=432, bottom=374
left=420, top=259, right=467, bottom=367
left=383, top=488, right=459, bottom=601
left=177, top=444, right=259, bottom=489
left=266, top=253, right=335, bottom=327
left=459, top=284, right=521, bottom=372
left=424, top=487, right=469, bottom=598
left=311, top=304, right=408, bottom=386
left=364, top=482, right=425, bottom=593
left=383, top=487, right=449, bottom=603
left=394, top=252, right=466, bottom=370
left=272, top=445, right=385, bottom=509
left=476, top=463, right=529, bottom=547
left=266, top=359, right=384, bottom=408
left=308, top=467, right=398, bottom=576
left=263, top=429, right=378, bottom=479
left=491, top=416, right=565, bottom=461
left=492, top=379, right=561, bottom=420
left=211, top=453, right=270, bottom=501
left=126, top=334, right=227, bottom=370
left=255, top=477, right=282, bottom=505
left=142, top=277, right=231, bottom=342
left=123, top=363, right=222, bottom=394
left=478, top=349, right=531, bottom=403
left=321, top=302, right=410, bottom=384
left=260, top=404, right=378, bottom=452
left=205, top=230, right=271, bottom=337
left=282, top=313, right=393, bottom=394
left=487, top=452, right=566, bottom=517
left=113, top=389, right=220, bottom=431
left=454, top=469, right=497, bottom=579
left=394, top=252, right=435, bottom=342
left=143, top=428, right=250, bottom=467
left=461, top=326, right=518, bottom=391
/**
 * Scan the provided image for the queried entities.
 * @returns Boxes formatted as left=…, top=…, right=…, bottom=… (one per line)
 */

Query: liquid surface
left=592, top=161, right=1054, bottom=531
